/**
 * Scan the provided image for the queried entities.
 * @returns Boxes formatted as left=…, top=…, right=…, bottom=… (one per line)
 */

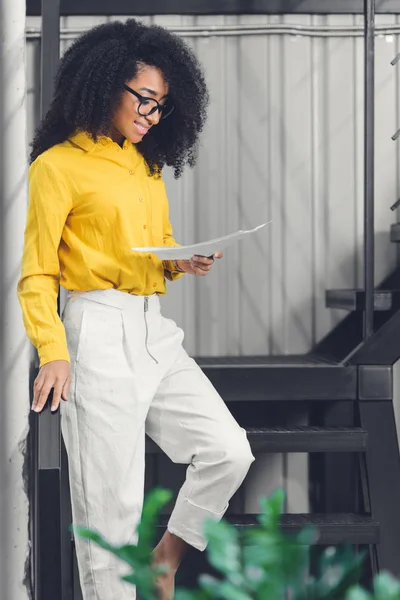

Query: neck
left=103, top=126, right=125, bottom=147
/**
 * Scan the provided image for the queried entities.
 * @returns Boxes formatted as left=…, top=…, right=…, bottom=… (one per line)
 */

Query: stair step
left=247, top=426, right=367, bottom=453
left=326, top=289, right=400, bottom=311
left=391, top=223, right=400, bottom=242
left=158, top=514, right=379, bottom=545
left=146, top=426, right=367, bottom=454
left=195, top=355, right=357, bottom=402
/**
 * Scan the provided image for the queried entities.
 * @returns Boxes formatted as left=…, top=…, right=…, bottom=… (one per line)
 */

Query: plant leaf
left=203, top=518, right=244, bottom=581
left=345, top=586, right=373, bottom=600
left=199, top=574, right=253, bottom=600
left=373, top=572, right=400, bottom=599
left=136, top=487, right=172, bottom=555
left=257, top=489, right=285, bottom=529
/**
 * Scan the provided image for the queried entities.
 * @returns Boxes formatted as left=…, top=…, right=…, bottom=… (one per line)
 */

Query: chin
left=127, top=133, right=143, bottom=144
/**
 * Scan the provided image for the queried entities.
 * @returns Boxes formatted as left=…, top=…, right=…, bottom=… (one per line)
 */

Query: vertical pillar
left=363, top=0, right=375, bottom=339
left=0, top=0, right=32, bottom=599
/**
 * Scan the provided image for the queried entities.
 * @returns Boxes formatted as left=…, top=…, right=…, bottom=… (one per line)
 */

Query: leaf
left=257, top=489, right=285, bottom=529
left=73, top=528, right=143, bottom=568
left=252, top=574, right=287, bottom=600
left=296, top=525, right=319, bottom=546
left=294, top=547, right=365, bottom=600
left=203, top=518, right=244, bottom=581
left=199, top=574, right=253, bottom=600
left=175, top=587, right=213, bottom=600
left=242, top=532, right=309, bottom=590
left=321, top=548, right=365, bottom=600
left=136, top=487, right=172, bottom=554
left=345, top=586, right=373, bottom=600
left=174, top=589, right=204, bottom=600
left=73, top=489, right=173, bottom=600
left=373, top=572, right=400, bottom=599
left=72, top=526, right=116, bottom=553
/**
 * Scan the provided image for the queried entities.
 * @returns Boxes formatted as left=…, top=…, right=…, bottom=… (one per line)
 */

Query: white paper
left=131, top=222, right=271, bottom=260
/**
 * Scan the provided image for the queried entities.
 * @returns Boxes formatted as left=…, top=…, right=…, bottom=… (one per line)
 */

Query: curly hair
left=30, top=19, right=209, bottom=177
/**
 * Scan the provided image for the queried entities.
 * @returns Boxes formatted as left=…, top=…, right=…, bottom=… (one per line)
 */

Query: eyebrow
left=139, top=87, right=168, bottom=100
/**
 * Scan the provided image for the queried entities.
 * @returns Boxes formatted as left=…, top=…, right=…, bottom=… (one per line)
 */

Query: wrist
left=173, top=259, right=184, bottom=273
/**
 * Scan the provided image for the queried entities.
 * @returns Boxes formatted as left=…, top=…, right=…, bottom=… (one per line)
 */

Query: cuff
left=38, top=342, right=70, bottom=367
left=163, top=260, right=185, bottom=282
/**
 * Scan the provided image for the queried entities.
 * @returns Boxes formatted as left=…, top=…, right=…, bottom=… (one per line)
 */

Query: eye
left=141, top=98, right=153, bottom=106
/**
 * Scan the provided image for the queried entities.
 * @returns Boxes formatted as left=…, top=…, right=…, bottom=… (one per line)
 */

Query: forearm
left=18, top=273, right=70, bottom=366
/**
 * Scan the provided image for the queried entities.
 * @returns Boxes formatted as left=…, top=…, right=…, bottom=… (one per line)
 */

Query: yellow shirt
left=18, top=131, right=183, bottom=367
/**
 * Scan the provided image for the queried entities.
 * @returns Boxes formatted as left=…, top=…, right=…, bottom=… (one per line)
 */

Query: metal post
left=364, top=0, right=375, bottom=340
left=35, top=3, right=72, bottom=599
left=37, top=0, right=61, bottom=469
left=41, top=0, right=61, bottom=116
left=0, top=1, right=31, bottom=599
left=37, top=0, right=61, bottom=474
left=0, top=4, right=6, bottom=599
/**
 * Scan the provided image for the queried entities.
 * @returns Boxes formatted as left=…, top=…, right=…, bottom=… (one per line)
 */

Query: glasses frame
left=123, top=84, right=175, bottom=120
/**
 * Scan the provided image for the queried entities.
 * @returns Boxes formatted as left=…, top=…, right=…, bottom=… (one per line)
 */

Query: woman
left=18, top=19, right=254, bottom=600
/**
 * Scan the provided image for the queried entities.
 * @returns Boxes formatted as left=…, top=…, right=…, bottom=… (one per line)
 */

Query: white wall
left=25, top=14, right=400, bottom=357
left=24, top=14, right=400, bottom=515
left=1, top=1, right=31, bottom=599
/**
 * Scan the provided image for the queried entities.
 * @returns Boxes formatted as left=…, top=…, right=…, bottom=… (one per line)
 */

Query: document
left=131, top=222, right=271, bottom=260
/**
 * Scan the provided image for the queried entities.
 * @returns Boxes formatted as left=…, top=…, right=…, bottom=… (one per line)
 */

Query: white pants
left=60, top=289, right=254, bottom=600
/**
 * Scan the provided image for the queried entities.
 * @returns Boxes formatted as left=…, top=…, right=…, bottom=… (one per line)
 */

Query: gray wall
left=25, top=14, right=400, bottom=513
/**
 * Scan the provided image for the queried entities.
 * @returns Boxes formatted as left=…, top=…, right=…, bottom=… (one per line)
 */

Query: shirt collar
left=68, top=131, right=133, bottom=153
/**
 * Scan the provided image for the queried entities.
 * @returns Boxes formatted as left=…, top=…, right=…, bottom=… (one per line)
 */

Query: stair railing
left=364, top=0, right=375, bottom=340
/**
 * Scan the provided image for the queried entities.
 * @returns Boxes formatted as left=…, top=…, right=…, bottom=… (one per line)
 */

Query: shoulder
left=30, top=140, right=81, bottom=175
left=29, top=144, right=78, bottom=202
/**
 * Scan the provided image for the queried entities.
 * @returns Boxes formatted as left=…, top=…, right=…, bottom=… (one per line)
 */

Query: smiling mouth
left=134, top=121, right=149, bottom=135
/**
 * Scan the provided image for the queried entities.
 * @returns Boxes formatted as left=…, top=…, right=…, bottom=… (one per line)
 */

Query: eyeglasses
left=123, top=84, right=175, bottom=120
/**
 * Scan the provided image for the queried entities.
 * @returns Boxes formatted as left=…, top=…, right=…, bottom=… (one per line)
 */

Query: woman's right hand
left=32, top=360, right=71, bottom=413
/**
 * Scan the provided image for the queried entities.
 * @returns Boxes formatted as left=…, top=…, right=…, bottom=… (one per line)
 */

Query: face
left=110, top=65, right=169, bottom=145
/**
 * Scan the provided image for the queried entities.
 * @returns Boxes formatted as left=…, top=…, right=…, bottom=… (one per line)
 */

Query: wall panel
left=25, top=14, right=400, bottom=514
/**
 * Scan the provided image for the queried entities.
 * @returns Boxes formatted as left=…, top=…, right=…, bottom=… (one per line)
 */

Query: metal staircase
left=30, top=0, right=400, bottom=598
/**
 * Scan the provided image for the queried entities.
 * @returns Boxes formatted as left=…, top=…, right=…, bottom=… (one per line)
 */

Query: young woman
left=18, top=19, right=254, bottom=600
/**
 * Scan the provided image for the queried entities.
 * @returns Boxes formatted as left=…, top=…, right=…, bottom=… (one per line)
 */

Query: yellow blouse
left=18, top=131, right=183, bottom=367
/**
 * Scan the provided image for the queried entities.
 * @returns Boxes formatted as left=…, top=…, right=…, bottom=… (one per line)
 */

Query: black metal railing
left=363, top=0, right=375, bottom=340
left=34, top=4, right=63, bottom=600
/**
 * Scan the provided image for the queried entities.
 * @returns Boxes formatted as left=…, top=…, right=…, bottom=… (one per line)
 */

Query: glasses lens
left=138, top=99, right=158, bottom=117
left=161, top=103, right=175, bottom=120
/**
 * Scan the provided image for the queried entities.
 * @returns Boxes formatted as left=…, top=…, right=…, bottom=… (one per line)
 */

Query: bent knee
left=221, top=434, right=255, bottom=474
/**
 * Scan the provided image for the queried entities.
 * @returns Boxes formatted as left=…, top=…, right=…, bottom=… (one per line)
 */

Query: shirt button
left=143, top=225, right=147, bottom=230
left=139, top=197, right=144, bottom=202
left=148, top=254, right=152, bottom=259
left=129, top=170, right=134, bottom=175
left=153, top=283, right=157, bottom=288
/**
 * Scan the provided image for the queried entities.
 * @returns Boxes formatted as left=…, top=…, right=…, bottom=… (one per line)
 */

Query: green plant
left=75, top=488, right=400, bottom=599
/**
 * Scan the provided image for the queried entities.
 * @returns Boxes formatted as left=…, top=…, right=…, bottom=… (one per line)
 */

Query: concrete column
left=0, top=0, right=31, bottom=598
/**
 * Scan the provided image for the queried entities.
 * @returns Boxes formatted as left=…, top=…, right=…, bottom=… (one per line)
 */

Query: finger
left=214, top=252, right=223, bottom=259
left=192, top=265, right=208, bottom=276
left=191, top=261, right=212, bottom=273
left=33, top=384, right=54, bottom=413
left=32, top=375, right=46, bottom=410
left=193, top=255, right=214, bottom=266
left=61, top=376, right=71, bottom=402
left=51, top=381, right=64, bottom=412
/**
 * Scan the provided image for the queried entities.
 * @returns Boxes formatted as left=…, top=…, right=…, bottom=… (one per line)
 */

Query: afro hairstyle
left=30, top=19, right=209, bottom=177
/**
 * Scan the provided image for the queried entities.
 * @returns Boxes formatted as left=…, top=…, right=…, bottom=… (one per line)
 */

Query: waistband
left=68, top=289, right=160, bottom=312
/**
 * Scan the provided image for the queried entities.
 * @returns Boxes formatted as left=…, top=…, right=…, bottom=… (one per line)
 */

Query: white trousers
left=60, top=289, right=254, bottom=600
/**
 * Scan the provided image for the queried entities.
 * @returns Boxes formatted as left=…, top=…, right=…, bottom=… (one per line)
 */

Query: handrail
left=364, top=0, right=375, bottom=340
left=25, top=22, right=400, bottom=40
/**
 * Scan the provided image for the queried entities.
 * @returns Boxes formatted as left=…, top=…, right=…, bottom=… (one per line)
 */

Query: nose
left=146, top=109, right=161, bottom=126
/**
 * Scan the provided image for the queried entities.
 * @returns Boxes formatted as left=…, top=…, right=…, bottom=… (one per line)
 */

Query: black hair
left=30, top=19, right=209, bottom=177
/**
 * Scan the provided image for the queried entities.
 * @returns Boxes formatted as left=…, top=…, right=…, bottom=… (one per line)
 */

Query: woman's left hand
left=177, top=252, right=223, bottom=276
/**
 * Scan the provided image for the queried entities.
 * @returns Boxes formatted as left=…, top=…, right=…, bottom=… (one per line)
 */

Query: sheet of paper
left=131, top=222, right=271, bottom=260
